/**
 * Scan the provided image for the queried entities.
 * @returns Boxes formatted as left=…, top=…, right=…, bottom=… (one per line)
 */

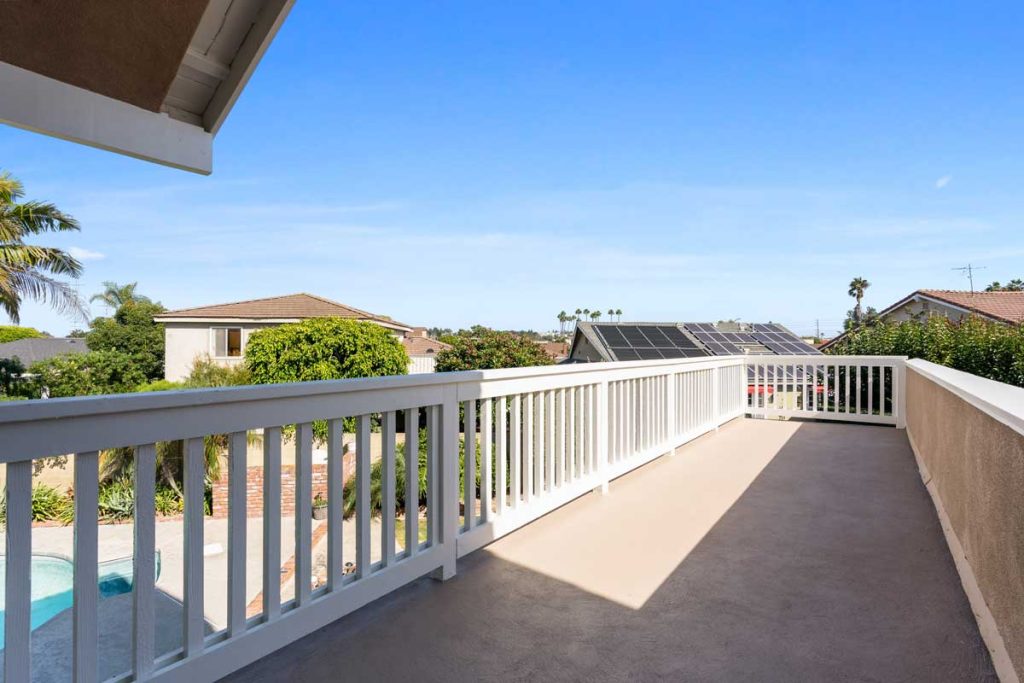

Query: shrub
left=435, top=326, right=553, bottom=372
left=86, top=300, right=166, bottom=381
left=155, top=486, right=185, bottom=516
left=184, top=356, right=251, bottom=388
left=29, top=350, right=147, bottom=397
left=827, top=316, right=1024, bottom=387
left=246, top=318, right=408, bottom=384
left=0, top=325, right=43, bottom=344
left=98, top=478, right=135, bottom=521
left=136, top=379, right=186, bottom=392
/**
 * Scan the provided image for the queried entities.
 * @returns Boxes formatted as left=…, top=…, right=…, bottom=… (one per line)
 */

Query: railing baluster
left=567, top=387, right=576, bottom=479
left=295, top=422, right=313, bottom=604
left=227, top=432, right=248, bottom=636
left=133, top=444, right=157, bottom=678
left=496, top=397, right=508, bottom=512
left=463, top=401, right=476, bottom=530
left=356, top=414, right=372, bottom=578
left=73, top=450, right=99, bottom=683
left=4, top=460, right=32, bottom=683
left=327, top=418, right=344, bottom=588
left=184, top=436, right=205, bottom=657
left=546, top=389, right=555, bottom=491
left=557, top=388, right=567, bottom=482
left=510, top=395, right=521, bottom=508
left=481, top=398, right=493, bottom=523
left=404, top=409, right=419, bottom=556
left=868, top=366, right=875, bottom=415
left=534, top=392, right=543, bottom=496
left=263, top=426, right=282, bottom=621
left=524, top=392, right=534, bottom=503
left=427, top=406, right=439, bottom=543
left=382, top=411, right=397, bottom=565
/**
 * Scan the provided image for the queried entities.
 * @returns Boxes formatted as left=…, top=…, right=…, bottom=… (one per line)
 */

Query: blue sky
left=3, top=1, right=1023, bottom=337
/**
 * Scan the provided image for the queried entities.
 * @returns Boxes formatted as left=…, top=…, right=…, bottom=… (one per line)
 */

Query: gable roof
left=916, top=289, right=1024, bottom=324
left=402, top=336, right=451, bottom=356
left=154, top=293, right=411, bottom=331
left=0, top=338, right=88, bottom=365
left=820, top=289, right=1024, bottom=351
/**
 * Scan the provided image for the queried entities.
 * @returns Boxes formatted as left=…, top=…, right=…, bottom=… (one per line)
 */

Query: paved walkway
left=223, top=419, right=996, bottom=682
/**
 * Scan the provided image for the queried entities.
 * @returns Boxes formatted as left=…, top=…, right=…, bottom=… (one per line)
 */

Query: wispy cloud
left=68, top=247, right=105, bottom=261
left=935, top=175, right=952, bottom=189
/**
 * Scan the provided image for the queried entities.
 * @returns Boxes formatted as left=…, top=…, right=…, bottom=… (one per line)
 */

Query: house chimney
left=409, top=327, right=428, bottom=338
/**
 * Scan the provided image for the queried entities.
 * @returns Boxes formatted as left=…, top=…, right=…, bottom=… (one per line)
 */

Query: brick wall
left=211, top=453, right=356, bottom=518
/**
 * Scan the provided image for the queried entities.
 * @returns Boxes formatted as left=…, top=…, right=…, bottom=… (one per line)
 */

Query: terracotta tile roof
left=155, top=293, right=410, bottom=329
left=918, top=289, right=1024, bottom=324
left=536, top=341, right=570, bottom=360
left=401, top=336, right=451, bottom=356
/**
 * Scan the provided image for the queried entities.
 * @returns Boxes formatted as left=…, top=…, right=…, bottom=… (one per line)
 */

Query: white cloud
left=935, top=175, right=952, bottom=189
left=68, top=247, right=105, bottom=261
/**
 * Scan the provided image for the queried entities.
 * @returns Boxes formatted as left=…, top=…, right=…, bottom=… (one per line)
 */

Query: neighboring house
left=569, top=321, right=820, bottom=362
left=821, top=289, right=1024, bottom=351
left=0, top=337, right=87, bottom=366
left=536, top=340, right=569, bottom=362
left=403, top=328, right=452, bottom=374
left=154, top=293, right=413, bottom=381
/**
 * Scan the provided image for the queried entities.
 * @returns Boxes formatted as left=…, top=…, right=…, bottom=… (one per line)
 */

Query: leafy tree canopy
left=435, top=326, right=554, bottom=372
left=827, top=315, right=1024, bottom=387
left=86, top=299, right=166, bottom=381
left=29, top=350, right=147, bottom=397
left=985, top=279, right=1024, bottom=292
left=246, top=318, right=408, bottom=384
left=0, top=325, right=44, bottom=343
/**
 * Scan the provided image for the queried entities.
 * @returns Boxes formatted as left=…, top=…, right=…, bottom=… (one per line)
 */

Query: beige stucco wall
left=164, top=322, right=279, bottom=381
left=906, top=370, right=1024, bottom=677
left=886, top=299, right=968, bottom=323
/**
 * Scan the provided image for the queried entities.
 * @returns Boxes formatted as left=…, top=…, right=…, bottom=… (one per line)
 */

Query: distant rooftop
left=915, top=289, right=1024, bottom=324
left=0, top=337, right=87, bottom=365
left=154, top=293, right=411, bottom=331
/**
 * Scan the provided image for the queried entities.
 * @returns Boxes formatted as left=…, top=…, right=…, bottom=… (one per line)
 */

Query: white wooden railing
left=0, top=355, right=901, bottom=682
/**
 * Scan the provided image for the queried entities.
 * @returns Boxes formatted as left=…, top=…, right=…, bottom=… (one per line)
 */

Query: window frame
left=210, top=326, right=245, bottom=359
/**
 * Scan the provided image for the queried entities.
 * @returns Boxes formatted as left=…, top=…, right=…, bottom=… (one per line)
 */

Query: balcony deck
left=223, top=418, right=996, bottom=682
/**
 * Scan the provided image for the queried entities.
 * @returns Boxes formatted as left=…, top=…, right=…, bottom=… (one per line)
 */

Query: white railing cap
left=906, top=359, right=1024, bottom=437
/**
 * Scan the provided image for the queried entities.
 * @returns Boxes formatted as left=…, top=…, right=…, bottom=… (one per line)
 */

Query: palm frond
left=0, top=244, right=83, bottom=277
left=0, top=268, right=87, bottom=323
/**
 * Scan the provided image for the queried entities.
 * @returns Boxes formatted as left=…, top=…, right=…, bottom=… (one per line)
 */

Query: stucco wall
left=886, top=299, right=967, bottom=323
left=906, top=369, right=1024, bottom=678
left=164, top=322, right=278, bottom=381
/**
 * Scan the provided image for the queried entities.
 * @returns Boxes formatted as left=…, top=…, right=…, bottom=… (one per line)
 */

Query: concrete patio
left=223, top=418, right=996, bottom=682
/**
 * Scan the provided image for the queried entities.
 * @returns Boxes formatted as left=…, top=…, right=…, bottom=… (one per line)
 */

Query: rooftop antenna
left=952, top=263, right=986, bottom=294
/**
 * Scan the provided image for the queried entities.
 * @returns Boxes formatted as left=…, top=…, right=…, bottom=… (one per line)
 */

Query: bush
left=29, top=350, right=148, bottom=397
left=246, top=318, right=408, bottom=384
left=98, top=478, right=135, bottom=521
left=136, top=379, right=186, bottom=392
left=435, top=326, right=553, bottom=372
left=0, top=325, right=43, bottom=344
left=184, top=356, right=251, bottom=388
left=0, top=357, right=27, bottom=396
left=86, top=300, right=166, bottom=381
left=155, top=486, right=184, bottom=516
left=827, top=316, right=1024, bottom=387
left=0, top=484, right=74, bottom=525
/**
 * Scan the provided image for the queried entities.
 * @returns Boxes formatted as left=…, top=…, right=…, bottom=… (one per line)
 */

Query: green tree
left=29, top=350, right=147, bottom=397
left=90, top=281, right=151, bottom=310
left=847, top=277, right=870, bottom=323
left=246, top=318, right=408, bottom=385
left=985, top=279, right=1024, bottom=292
left=590, top=310, right=601, bottom=321
left=86, top=299, right=166, bottom=381
left=615, top=308, right=622, bottom=322
left=0, top=325, right=43, bottom=343
left=0, top=171, right=86, bottom=323
left=435, top=326, right=554, bottom=372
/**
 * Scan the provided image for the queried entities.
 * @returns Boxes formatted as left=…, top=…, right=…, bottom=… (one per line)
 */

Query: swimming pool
left=0, top=553, right=156, bottom=646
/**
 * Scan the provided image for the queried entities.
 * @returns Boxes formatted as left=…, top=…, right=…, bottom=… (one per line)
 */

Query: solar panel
left=750, top=325, right=821, bottom=356
left=594, top=324, right=708, bottom=361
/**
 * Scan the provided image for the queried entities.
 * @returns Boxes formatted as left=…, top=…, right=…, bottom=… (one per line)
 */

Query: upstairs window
left=213, top=327, right=243, bottom=358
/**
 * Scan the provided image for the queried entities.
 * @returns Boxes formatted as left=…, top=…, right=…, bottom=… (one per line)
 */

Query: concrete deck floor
left=223, top=419, right=996, bottom=682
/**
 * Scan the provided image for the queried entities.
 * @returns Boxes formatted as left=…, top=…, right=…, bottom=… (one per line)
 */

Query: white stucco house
left=153, top=293, right=446, bottom=381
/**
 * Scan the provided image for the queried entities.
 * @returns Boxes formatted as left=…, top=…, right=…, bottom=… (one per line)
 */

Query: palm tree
left=0, top=171, right=85, bottom=323
left=582, top=309, right=590, bottom=323
left=590, top=310, right=601, bottom=322
left=615, top=308, right=622, bottom=322
left=848, top=277, right=870, bottom=323
left=607, top=308, right=614, bottom=321
left=91, top=281, right=150, bottom=310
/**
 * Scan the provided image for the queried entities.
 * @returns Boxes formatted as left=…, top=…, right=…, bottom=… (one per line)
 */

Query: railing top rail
left=0, top=355, right=743, bottom=426
left=759, top=355, right=909, bottom=362
left=907, top=359, right=1024, bottom=438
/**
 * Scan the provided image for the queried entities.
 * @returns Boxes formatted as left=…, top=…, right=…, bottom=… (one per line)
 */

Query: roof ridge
left=162, top=292, right=310, bottom=315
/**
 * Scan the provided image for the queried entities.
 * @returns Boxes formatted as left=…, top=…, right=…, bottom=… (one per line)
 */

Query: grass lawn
left=392, top=515, right=465, bottom=546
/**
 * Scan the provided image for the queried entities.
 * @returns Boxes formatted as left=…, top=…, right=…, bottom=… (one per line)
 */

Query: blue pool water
left=0, top=554, right=141, bottom=646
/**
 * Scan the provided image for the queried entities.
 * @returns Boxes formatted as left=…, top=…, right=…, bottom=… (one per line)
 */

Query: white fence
left=0, top=355, right=902, bottom=682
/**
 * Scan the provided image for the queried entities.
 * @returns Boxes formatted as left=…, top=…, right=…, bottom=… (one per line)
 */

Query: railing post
left=896, top=359, right=907, bottom=429
left=593, top=380, right=609, bottom=494
left=712, top=365, right=721, bottom=430
left=667, top=371, right=677, bottom=455
left=432, top=385, right=459, bottom=581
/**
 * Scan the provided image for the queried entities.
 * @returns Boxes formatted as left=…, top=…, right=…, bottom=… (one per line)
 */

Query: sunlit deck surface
left=224, top=419, right=996, bottom=682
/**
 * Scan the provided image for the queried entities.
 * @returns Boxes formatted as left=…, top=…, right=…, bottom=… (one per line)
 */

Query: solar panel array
left=593, top=325, right=709, bottom=361
left=749, top=323, right=822, bottom=355
left=685, top=322, right=746, bottom=355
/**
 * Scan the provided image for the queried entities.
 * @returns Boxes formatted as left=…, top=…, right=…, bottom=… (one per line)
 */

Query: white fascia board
left=0, top=62, right=212, bottom=175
